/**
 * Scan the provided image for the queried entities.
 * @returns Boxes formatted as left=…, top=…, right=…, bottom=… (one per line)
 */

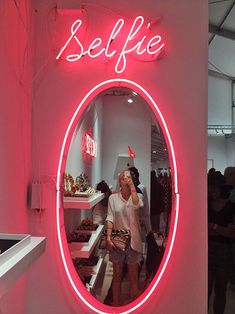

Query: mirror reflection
left=63, top=87, right=172, bottom=306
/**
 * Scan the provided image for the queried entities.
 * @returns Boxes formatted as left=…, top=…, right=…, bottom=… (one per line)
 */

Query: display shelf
left=69, top=225, right=104, bottom=258
left=0, top=235, right=46, bottom=298
left=68, top=233, right=92, bottom=249
left=0, top=234, right=31, bottom=264
left=86, top=256, right=104, bottom=291
left=63, top=192, right=104, bottom=209
left=118, top=154, right=131, bottom=157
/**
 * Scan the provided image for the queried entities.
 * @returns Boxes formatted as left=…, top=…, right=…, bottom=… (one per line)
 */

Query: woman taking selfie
left=105, top=170, right=143, bottom=306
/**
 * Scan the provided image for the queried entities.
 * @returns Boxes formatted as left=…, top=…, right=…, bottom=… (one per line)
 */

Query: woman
left=208, top=171, right=235, bottom=314
left=106, top=170, right=143, bottom=306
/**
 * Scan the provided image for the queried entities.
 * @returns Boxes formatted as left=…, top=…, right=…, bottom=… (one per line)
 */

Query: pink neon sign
left=56, top=16, right=165, bottom=73
left=84, top=133, right=97, bottom=157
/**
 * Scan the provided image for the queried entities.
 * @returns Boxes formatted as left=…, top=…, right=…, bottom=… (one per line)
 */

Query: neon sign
left=56, top=16, right=165, bottom=73
left=84, top=133, right=97, bottom=157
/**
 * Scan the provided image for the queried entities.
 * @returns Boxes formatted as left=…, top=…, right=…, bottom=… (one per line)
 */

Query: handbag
left=99, top=230, right=130, bottom=251
left=111, top=230, right=130, bottom=251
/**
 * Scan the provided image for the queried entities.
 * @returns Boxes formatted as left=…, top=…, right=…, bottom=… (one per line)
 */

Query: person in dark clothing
left=224, top=166, right=235, bottom=290
left=208, top=171, right=235, bottom=314
left=150, top=170, right=164, bottom=231
left=208, top=167, right=216, bottom=175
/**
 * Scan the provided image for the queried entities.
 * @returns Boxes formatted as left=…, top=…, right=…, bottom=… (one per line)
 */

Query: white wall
left=64, top=98, right=104, bottom=231
left=101, top=95, right=151, bottom=196
left=226, top=135, right=235, bottom=166
left=208, top=75, right=232, bottom=126
left=207, top=74, right=235, bottom=172
left=0, top=1, right=31, bottom=313
left=208, top=135, right=235, bottom=172
left=65, top=99, right=103, bottom=187
left=208, top=136, right=227, bottom=172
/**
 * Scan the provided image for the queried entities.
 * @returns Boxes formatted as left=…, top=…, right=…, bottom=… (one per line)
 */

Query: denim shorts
left=109, top=241, right=142, bottom=265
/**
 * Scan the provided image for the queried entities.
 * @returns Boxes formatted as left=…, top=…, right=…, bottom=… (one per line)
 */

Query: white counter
left=0, top=235, right=46, bottom=298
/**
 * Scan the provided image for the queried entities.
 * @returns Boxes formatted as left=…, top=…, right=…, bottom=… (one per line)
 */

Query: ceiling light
left=128, top=98, right=133, bottom=103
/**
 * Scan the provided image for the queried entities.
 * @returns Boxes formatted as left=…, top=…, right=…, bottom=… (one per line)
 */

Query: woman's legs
left=112, top=262, right=124, bottom=306
left=128, top=263, right=141, bottom=300
left=213, top=270, right=229, bottom=314
left=208, top=269, right=214, bottom=309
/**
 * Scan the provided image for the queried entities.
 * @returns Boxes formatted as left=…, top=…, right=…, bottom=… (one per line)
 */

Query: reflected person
left=208, top=171, right=235, bottom=314
left=106, top=170, right=143, bottom=306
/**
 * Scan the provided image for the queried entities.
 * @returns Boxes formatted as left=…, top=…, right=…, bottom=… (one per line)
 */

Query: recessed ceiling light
left=128, top=98, right=133, bottom=103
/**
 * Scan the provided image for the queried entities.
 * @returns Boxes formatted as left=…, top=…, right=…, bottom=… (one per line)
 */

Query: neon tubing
left=56, top=16, right=164, bottom=73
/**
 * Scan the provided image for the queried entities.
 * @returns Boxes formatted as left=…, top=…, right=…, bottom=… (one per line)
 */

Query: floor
left=94, top=252, right=147, bottom=305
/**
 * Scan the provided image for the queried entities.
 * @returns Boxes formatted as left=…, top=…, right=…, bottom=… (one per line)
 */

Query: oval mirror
left=57, top=82, right=178, bottom=312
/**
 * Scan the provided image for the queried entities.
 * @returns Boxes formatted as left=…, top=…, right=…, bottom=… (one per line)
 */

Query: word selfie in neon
left=56, top=16, right=165, bottom=73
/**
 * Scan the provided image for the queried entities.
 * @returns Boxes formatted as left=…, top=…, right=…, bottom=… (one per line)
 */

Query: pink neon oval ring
left=56, top=78, right=179, bottom=314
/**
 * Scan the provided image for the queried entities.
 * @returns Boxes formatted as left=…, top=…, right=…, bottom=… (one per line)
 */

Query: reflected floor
left=94, top=252, right=148, bottom=305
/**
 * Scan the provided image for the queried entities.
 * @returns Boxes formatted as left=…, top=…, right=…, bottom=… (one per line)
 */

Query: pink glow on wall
left=56, top=15, right=165, bottom=73
left=56, top=79, right=179, bottom=314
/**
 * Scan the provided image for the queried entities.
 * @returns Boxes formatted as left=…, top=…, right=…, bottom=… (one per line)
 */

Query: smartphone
left=124, top=170, right=130, bottom=178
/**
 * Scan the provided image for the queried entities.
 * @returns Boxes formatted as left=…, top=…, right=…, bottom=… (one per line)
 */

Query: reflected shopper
left=105, top=170, right=143, bottom=306
left=208, top=171, right=235, bottom=314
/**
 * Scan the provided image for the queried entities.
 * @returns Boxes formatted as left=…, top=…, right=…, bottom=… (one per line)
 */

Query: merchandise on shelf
left=63, top=172, right=96, bottom=197
left=73, top=256, right=99, bottom=286
left=75, top=172, right=90, bottom=192
left=66, top=231, right=91, bottom=243
left=77, top=219, right=98, bottom=231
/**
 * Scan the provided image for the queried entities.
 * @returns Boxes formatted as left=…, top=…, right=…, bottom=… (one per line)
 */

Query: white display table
left=63, top=192, right=104, bottom=209
left=0, top=234, right=46, bottom=298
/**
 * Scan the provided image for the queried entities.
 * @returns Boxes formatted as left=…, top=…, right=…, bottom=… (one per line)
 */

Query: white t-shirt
left=106, top=192, right=143, bottom=253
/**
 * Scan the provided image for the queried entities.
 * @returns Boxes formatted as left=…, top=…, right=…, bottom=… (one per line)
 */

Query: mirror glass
left=62, top=87, right=172, bottom=306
